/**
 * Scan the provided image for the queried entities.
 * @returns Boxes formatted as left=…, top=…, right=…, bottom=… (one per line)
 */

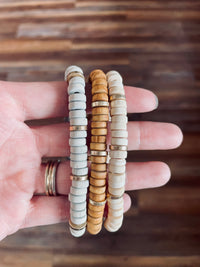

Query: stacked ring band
left=45, top=160, right=60, bottom=196
left=87, top=69, right=109, bottom=235
left=104, top=70, right=128, bottom=232
left=65, top=65, right=89, bottom=237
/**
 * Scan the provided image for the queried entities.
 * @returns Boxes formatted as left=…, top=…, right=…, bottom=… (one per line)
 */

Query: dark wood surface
left=0, top=0, right=199, bottom=266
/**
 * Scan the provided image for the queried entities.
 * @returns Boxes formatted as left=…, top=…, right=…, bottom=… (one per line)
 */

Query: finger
left=21, top=194, right=131, bottom=229
left=31, top=121, right=183, bottom=157
left=3, top=80, right=158, bottom=120
left=35, top=161, right=170, bottom=196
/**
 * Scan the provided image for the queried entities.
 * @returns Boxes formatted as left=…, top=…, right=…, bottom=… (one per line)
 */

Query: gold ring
left=45, top=160, right=60, bottom=196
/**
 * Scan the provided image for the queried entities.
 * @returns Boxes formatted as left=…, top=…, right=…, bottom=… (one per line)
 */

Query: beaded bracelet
left=65, top=65, right=89, bottom=237
left=104, top=70, right=128, bottom=232
left=87, top=69, right=109, bottom=235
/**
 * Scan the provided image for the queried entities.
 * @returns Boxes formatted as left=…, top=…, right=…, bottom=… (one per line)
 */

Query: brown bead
left=91, top=163, right=107, bottom=172
left=92, top=107, right=109, bottom=116
left=91, top=128, right=107, bottom=136
left=87, top=221, right=102, bottom=235
left=87, top=215, right=103, bottom=225
left=90, top=143, right=107, bottom=151
left=90, top=69, right=105, bottom=80
left=91, top=122, right=107, bottom=130
left=92, top=93, right=108, bottom=102
left=92, top=79, right=107, bottom=87
left=92, top=85, right=108, bottom=95
left=90, top=185, right=106, bottom=194
left=88, top=202, right=105, bottom=212
left=88, top=207, right=104, bottom=218
left=91, top=135, right=106, bottom=143
left=90, top=177, right=106, bottom=187
left=89, top=192, right=106, bottom=202
left=91, top=170, right=107, bottom=179
left=90, top=72, right=106, bottom=82
left=92, top=114, right=109, bottom=122
left=90, top=155, right=107, bottom=164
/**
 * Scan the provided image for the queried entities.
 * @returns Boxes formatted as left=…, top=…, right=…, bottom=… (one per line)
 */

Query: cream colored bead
left=109, top=86, right=125, bottom=95
left=108, top=178, right=125, bottom=189
left=108, top=186, right=125, bottom=196
left=111, top=100, right=127, bottom=108
left=112, top=115, right=128, bottom=124
left=109, top=150, right=127, bottom=159
left=111, top=107, right=127, bottom=116
left=109, top=164, right=126, bottom=173
left=110, top=121, right=127, bottom=130
left=109, top=208, right=124, bottom=217
left=108, top=172, right=126, bottom=182
left=111, top=130, right=128, bottom=138
left=109, top=159, right=126, bottom=166
left=111, top=138, right=128, bottom=146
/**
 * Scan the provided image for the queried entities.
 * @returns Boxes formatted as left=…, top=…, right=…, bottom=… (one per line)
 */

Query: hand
left=0, top=80, right=183, bottom=241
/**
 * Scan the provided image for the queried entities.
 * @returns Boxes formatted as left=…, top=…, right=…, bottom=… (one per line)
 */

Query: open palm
left=0, top=80, right=183, bottom=241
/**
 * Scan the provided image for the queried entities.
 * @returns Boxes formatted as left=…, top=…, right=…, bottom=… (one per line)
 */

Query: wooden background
left=0, top=0, right=200, bottom=266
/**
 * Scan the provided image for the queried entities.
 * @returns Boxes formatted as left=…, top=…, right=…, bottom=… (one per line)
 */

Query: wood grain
left=0, top=0, right=199, bottom=266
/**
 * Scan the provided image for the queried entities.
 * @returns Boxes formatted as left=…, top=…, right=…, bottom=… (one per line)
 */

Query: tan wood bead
left=91, top=163, right=107, bottom=172
left=91, top=128, right=107, bottom=136
left=92, top=79, right=107, bottom=87
left=90, top=73, right=106, bottom=81
left=90, top=177, right=106, bottom=187
left=87, top=215, right=103, bottom=225
left=91, top=121, right=107, bottom=129
left=87, top=221, right=102, bottom=235
left=90, top=69, right=106, bottom=79
left=92, top=93, right=108, bottom=102
left=89, top=192, right=106, bottom=202
left=88, top=207, right=104, bottom=218
left=92, top=114, right=109, bottom=122
left=88, top=202, right=105, bottom=212
left=89, top=185, right=106, bottom=194
left=92, top=107, right=109, bottom=115
left=92, top=85, right=108, bottom=95
left=90, top=142, right=107, bottom=151
left=91, top=170, right=107, bottom=179
left=91, top=135, right=106, bottom=143
left=90, top=155, right=107, bottom=164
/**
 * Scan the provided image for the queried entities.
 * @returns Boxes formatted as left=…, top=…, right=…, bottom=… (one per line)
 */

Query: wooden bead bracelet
left=87, top=69, right=109, bottom=235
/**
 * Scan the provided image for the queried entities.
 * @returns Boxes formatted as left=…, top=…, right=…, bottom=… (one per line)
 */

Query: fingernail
left=155, top=95, right=159, bottom=108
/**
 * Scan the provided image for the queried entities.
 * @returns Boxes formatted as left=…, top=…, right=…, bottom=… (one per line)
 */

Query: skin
left=0, top=81, right=183, bottom=241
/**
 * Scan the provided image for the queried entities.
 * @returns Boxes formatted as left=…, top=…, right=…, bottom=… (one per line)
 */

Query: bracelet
left=87, top=69, right=109, bottom=235
left=104, top=70, right=128, bottom=232
left=65, top=65, right=89, bottom=238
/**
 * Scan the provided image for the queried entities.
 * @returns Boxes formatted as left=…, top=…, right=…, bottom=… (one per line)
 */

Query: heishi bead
left=109, top=150, right=128, bottom=159
left=108, top=186, right=125, bottom=196
left=69, top=138, right=86, bottom=147
left=69, top=102, right=86, bottom=110
left=70, top=160, right=87, bottom=169
left=87, top=221, right=102, bottom=235
left=110, top=86, right=125, bottom=96
left=87, top=215, right=103, bottom=224
left=70, top=118, right=88, bottom=126
left=90, top=156, right=107, bottom=164
left=91, top=121, right=107, bottom=129
left=72, top=167, right=88, bottom=176
left=109, top=159, right=126, bottom=166
left=92, top=85, right=108, bottom=95
left=92, top=79, right=107, bottom=87
left=70, top=227, right=86, bottom=237
left=90, top=177, right=106, bottom=187
left=70, top=186, right=88, bottom=196
left=91, top=128, right=107, bottom=136
left=111, top=121, right=127, bottom=130
left=71, top=208, right=87, bottom=218
left=89, top=185, right=106, bottom=194
left=91, top=135, right=106, bottom=143
left=108, top=178, right=125, bottom=189
left=109, top=164, right=126, bottom=173
left=71, top=180, right=89, bottom=189
left=90, top=143, right=107, bottom=151
left=88, top=208, right=104, bottom=218
left=92, top=107, right=109, bottom=115
left=109, top=208, right=124, bottom=217
left=91, top=163, right=107, bottom=172
left=69, top=76, right=85, bottom=86
left=71, top=201, right=87, bottom=211
left=70, top=145, right=87, bottom=154
left=70, top=153, right=87, bottom=161
left=65, top=65, right=83, bottom=77
left=92, top=93, right=108, bottom=102
left=71, top=214, right=87, bottom=225
left=69, top=110, right=86, bottom=118
left=68, top=193, right=86, bottom=203
left=70, top=130, right=87, bottom=139
left=111, top=107, right=127, bottom=116
left=88, top=202, right=105, bottom=212
left=69, top=94, right=86, bottom=102
left=111, top=138, right=128, bottom=146
left=68, top=83, right=85, bottom=95
left=91, top=170, right=107, bottom=179
left=111, top=130, right=128, bottom=138
left=111, top=100, right=127, bottom=108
